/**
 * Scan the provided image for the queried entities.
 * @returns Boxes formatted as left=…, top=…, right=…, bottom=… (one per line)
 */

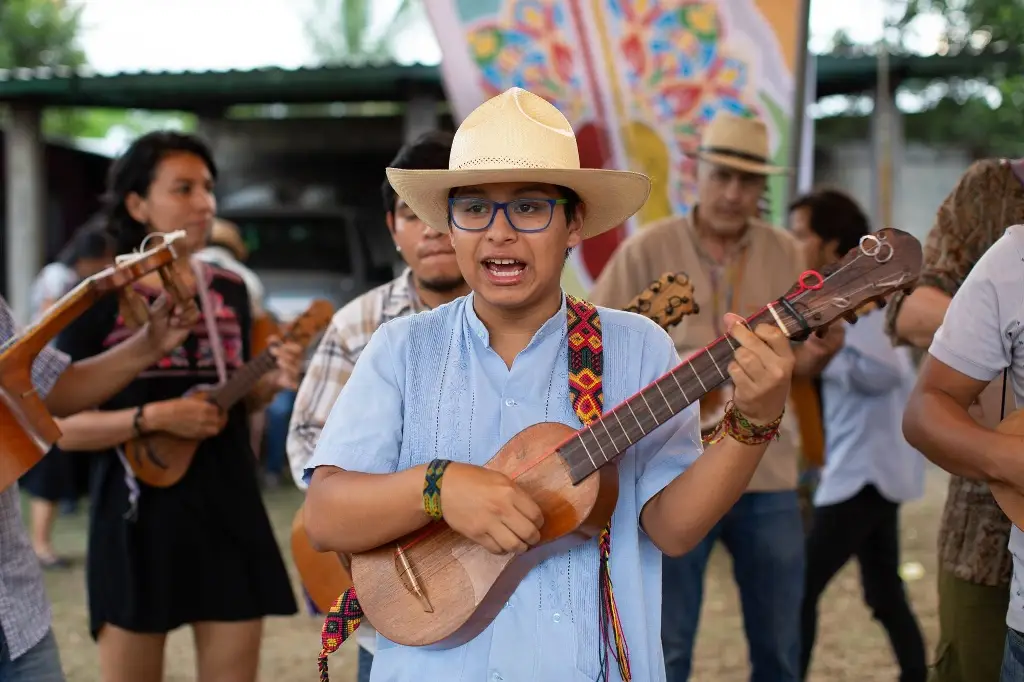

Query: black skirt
left=20, top=446, right=90, bottom=502
left=85, top=431, right=298, bottom=638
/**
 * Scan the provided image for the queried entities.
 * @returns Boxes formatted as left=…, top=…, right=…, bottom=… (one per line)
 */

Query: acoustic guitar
left=290, top=270, right=703, bottom=614
left=0, top=230, right=191, bottom=493
left=343, top=229, right=923, bottom=649
left=122, top=299, right=335, bottom=488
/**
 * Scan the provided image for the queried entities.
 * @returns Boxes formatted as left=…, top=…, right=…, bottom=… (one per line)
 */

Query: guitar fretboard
left=557, top=306, right=791, bottom=483
left=208, top=349, right=279, bottom=410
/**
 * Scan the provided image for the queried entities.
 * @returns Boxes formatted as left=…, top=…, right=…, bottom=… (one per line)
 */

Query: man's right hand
left=440, top=463, right=545, bottom=555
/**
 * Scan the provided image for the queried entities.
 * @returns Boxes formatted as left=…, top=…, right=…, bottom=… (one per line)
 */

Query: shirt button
left=552, top=612, right=561, bottom=623
left=505, top=398, right=516, bottom=407
left=491, top=672, right=503, bottom=681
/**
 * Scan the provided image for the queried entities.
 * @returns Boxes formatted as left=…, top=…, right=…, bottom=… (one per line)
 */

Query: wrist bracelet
left=701, top=402, right=783, bottom=447
left=132, top=405, right=147, bottom=437
left=423, top=459, right=452, bottom=521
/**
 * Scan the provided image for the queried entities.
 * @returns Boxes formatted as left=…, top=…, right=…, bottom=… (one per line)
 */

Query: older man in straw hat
left=303, top=87, right=797, bottom=682
left=591, top=111, right=844, bottom=682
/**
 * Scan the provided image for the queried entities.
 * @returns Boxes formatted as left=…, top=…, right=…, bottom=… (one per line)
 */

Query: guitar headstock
left=624, top=271, right=699, bottom=331
left=775, top=228, right=922, bottom=339
left=282, top=299, right=336, bottom=346
left=90, top=229, right=189, bottom=299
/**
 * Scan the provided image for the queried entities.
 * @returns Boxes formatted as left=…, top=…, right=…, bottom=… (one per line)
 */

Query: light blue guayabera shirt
left=815, top=308, right=925, bottom=507
left=928, top=225, right=1024, bottom=632
left=305, top=292, right=701, bottom=682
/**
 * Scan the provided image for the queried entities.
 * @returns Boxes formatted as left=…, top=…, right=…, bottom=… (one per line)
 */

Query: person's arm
left=286, top=320, right=354, bottom=491
left=892, top=286, right=952, bottom=349
left=833, top=312, right=906, bottom=396
left=46, top=293, right=196, bottom=418
left=304, top=325, right=427, bottom=552
left=903, top=229, right=1024, bottom=487
left=639, top=315, right=794, bottom=556
left=889, top=159, right=1008, bottom=347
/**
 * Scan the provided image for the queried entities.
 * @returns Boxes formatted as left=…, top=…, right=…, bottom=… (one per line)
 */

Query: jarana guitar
left=291, top=272, right=702, bottom=615
left=0, top=231, right=191, bottom=493
left=344, top=228, right=923, bottom=649
left=123, top=299, right=335, bottom=488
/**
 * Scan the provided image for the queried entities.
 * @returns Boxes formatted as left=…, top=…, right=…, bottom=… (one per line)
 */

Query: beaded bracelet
left=423, top=459, right=452, bottom=521
left=701, top=401, right=784, bottom=447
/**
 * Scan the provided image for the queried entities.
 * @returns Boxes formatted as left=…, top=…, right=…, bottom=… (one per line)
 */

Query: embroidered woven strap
left=565, top=294, right=631, bottom=682
left=316, top=295, right=631, bottom=681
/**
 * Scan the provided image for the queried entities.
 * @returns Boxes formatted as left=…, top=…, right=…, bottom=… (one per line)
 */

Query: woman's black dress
left=56, top=264, right=298, bottom=638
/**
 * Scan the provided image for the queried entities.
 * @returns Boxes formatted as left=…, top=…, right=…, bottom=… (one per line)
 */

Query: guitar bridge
left=394, top=545, right=433, bottom=613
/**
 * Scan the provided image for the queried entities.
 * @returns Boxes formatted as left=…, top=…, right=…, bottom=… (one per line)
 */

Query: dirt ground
left=38, top=464, right=949, bottom=681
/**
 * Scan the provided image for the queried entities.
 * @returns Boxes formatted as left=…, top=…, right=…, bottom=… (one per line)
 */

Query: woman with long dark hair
left=55, top=130, right=300, bottom=682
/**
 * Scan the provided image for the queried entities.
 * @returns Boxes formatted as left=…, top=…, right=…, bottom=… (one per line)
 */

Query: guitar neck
left=557, top=305, right=789, bottom=483
left=207, top=349, right=277, bottom=410
left=0, top=280, right=101, bottom=365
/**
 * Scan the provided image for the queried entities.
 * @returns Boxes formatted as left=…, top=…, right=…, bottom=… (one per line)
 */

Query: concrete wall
left=813, top=142, right=976, bottom=243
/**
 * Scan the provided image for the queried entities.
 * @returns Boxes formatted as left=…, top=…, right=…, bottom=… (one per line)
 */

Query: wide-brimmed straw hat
left=690, top=112, right=787, bottom=176
left=209, top=218, right=248, bottom=261
left=385, top=87, right=651, bottom=239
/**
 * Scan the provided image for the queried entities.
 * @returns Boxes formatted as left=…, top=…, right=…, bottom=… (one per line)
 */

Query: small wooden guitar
left=290, top=271, right=702, bottom=614
left=982, top=407, right=1024, bottom=529
left=0, top=231, right=191, bottom=493
left=123, top=299, right=335, bottom=488
left=345, top=229, right=922, bottom=649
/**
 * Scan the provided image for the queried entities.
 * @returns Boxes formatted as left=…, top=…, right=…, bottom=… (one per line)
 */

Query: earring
left=396, top=245, right=402, bottom=252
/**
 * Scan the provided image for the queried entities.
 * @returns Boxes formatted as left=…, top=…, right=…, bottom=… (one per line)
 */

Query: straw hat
left=691, top=112, right=787, bottom=176
left=209, top=218, right=248, bottom=261
left=385, top=87, right=651, bottom=239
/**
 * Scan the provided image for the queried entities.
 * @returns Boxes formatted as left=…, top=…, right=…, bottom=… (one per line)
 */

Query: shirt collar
left=464, top=290, right=567, bottom=348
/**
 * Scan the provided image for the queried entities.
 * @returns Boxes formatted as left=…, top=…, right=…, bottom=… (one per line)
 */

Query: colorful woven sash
left=317, top=294, right=631, bottom=681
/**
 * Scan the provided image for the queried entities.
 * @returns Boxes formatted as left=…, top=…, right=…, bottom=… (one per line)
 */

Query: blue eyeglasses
left=448, top=197, right=568, bottom=233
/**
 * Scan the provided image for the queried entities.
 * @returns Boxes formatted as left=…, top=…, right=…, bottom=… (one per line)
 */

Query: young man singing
left=304, top=87, right=797, bottom=681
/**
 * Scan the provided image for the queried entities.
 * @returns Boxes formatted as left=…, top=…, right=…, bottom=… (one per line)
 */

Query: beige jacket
left=589, top=213, right=807, bottom=491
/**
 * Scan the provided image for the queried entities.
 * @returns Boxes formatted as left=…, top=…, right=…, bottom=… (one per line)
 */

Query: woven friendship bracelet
left=701, top=401, right=784, bottom=447
left=423, top=459, right=452, bottom=521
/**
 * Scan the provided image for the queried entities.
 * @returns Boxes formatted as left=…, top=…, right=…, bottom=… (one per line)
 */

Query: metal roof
left=0, top=52, right=1013, bottom=111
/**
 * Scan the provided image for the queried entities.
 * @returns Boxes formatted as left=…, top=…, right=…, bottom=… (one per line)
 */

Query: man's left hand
left=142, top=293, right=200, bottom=359
left=723, top=312, right=795, bottom=424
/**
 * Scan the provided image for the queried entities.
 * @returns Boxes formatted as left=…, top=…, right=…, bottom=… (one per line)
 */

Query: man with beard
left=286, top=130, right=469, bottom=682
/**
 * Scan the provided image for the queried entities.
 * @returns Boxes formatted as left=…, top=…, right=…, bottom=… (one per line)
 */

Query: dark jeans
left=1002, top=629, right=1024, bottom=682
left=262, top=389, right=296, bottom=476
left=662, top=490, right=805, bottom=682
left=800, top=485, right=927, bottom=682
left=0, top=627, right=65, bottom=682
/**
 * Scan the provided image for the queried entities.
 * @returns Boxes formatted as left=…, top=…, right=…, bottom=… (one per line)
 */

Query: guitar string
left=387, top=245, right=898, bottom=583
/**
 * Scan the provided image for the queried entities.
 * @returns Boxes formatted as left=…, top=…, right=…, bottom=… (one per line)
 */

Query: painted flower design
left=465, top=0, right=591, bottom=125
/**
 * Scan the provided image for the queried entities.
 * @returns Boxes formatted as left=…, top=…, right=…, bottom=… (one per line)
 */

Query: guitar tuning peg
left=876, top=298, right=887, bottom=309
left=843, top=312, right=859, bottom=324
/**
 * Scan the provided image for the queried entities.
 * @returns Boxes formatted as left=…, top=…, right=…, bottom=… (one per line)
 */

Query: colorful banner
left=425, top=0, right=808, bottom=295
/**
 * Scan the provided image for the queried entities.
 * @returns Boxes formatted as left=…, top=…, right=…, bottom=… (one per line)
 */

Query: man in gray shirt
left=0, top=292, right=197, bottom=680
left=903, top=224, right=1024, bottom=679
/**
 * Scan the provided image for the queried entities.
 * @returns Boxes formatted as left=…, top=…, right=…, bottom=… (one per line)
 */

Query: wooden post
left=3, top=104, right=46, bottom=324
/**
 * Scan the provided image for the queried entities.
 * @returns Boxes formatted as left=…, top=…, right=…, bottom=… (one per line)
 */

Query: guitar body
left=988, top=408, right=1024, bottom=529
left=291, top=507, right=352, bottom=613
left=123, top=387, right=210, bottom=488
left=0, top=368, right=63, bottom=491
left=348, top=421, right=619, bottom=649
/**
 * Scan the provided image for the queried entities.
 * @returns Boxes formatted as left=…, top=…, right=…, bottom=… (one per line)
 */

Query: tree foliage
left=0, top=0, right=85, bottom=69
left=304, top=0, right=415, bottom=63
left=819, top=0, right=1024, bottom=156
